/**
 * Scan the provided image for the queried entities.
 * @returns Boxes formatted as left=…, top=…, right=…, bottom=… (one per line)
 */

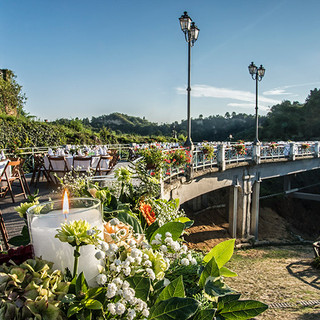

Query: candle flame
left=62, top=190, right=69, bottom=220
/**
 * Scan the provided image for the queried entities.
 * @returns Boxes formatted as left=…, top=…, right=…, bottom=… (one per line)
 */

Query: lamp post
left=179, top=11, right=200, bottom=148
left=248, top=62, right=265, bottom=145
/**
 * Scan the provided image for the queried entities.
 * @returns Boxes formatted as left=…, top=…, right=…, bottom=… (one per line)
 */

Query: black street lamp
left=179, top=11, right=200, bottom=148
left=248, top=62, right=265, bottom=145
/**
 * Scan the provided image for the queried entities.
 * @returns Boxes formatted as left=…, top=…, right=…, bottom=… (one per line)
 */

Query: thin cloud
left=177, top=84, right=280, bottom=105
left=264, top=82, right=320, bottom=97
left=263, top=89, right=291, bottom=96
left=228, top=103, right=269, bottom=111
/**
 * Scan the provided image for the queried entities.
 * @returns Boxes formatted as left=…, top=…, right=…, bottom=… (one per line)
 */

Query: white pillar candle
left=27, top=198, right=104, bottom=286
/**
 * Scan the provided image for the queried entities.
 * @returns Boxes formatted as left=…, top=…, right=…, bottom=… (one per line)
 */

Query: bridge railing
left=161, top=141, right=320, bottom=181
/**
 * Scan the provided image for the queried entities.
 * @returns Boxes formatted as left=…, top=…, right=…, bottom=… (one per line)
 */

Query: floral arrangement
left=234, top=141, right=246, bottom=155
left=301, top=143, right=310, bottom=150
left=1, top=162, right=268, bottom=319
left=137, top=147, right=164, bottom=170
left=166, top=148, right=192, bottom=167
left=269, top=142, right=277, bottom=150
left=201, top=144, right=215, bottom=158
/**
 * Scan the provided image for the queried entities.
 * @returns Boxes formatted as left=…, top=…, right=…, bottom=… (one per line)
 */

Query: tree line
left=1, top=69, right=320, bottom=149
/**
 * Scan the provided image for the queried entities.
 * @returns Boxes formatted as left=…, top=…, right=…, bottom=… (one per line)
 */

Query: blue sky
left=1, top=0, right=320, bottom=123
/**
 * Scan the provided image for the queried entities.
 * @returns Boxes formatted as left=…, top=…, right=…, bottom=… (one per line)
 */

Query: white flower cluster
left=150, top=232, right=196, bottom=266
left=104, top=278, right=149, bottom=319
left=95, top=241, right=157, bottom=281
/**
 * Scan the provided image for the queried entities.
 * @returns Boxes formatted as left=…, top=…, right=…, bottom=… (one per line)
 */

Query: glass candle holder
left=87, top=175, right=121, bottom=197
left=27, top=198, right=103, bottom=285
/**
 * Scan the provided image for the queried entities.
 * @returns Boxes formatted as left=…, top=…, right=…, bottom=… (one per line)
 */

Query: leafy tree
left=0, top=69, right=27, bottom=117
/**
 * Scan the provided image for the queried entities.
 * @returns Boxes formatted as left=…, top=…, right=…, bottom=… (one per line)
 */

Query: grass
left=224, top=245, right=320, bottom=320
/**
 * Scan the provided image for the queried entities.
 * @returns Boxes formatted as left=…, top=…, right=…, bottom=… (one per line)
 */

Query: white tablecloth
left=44, top=156, right=110, bottom=171
left=0, top=160, right=11, bottom=187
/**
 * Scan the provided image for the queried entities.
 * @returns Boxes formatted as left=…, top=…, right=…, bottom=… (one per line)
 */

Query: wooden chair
left=0, top=209, right=9, bottom=250
left=48, top=156, right=69, bottom=184
left=0, top=160, right=10, bottom=200
left=30, top=154, right=52, bottom=186
left=94, top=155, right=113, bottom=176
left=72, top=156, right=92, bottom=175
left=94, top=150, right=119, bottom=175
left=1, top=159, right=30, bottom=203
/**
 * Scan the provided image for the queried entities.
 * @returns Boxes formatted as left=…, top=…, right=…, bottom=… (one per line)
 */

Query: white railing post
left=314, top=141, right=320, bottom=158
left=289, top=142, right=296, bottom=161
left=217, top=143, right=226, bottom=171
left=252, top=143, right=261, bottom=164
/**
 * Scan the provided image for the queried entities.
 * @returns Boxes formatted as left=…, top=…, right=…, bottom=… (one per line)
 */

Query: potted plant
left=301, top=143, right=310, bottom=150
left=234, top=141, right=246, bottom=155
left=202, top=144, right=215, bottom=158
left=138, top=147, right=164, bottom=170
left=270, top=142, right=277, bottom=150
left=168, top=148, right=192, bottom=167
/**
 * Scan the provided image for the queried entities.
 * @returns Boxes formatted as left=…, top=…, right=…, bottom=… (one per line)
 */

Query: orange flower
left=103, top=221, right=131, bottom=243
left=139, top=202, right=156, bottom=225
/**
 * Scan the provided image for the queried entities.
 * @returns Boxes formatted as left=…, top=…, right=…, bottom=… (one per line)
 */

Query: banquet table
left=0, top=160, right=11, bottom=187
left=43, top=155, right=111, bottom=172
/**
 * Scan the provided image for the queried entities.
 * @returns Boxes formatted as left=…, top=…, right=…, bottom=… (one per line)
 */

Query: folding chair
left=30, top=154, right=52, bottom=186
left=48, top=156, right=69, bottom=184
left=72, top=156, right=92, bottom=175
left=94, top=155, right=113, bottom=176
left=1, top=159, right=30, bottom=203
left=0, top=209, right=9, bottom=250
left=0, top=160, right=10, bottom=200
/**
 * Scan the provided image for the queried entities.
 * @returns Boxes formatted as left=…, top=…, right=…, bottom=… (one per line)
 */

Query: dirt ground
left=184, top=207, right=320, bottom=319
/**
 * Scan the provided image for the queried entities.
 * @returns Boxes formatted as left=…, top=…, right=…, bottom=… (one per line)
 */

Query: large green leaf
left=8, top=225, right=30, bottom=246
left=117, top=210, right=143, bottom=234
left=149, top=297, right=199, bottom=320
left=205, top=279, right=238, bottom=298
left=150, top=222, right=185, bottom=243
left=83, top=299, right=103, bottom=310
left=203, top=239, right=235, bottom=267
left=217, top=300, right=268, bottom=319
left=174, top=217, right=194, bottom=229
left=219, top=267, right=237, bottom=278
left=192, top=309, right=216, bottom=320
left=218, top=293, right=241, bottom=304
left=145, top=221, right=160, bottom=242
left=156, top=276, right=185, bottom=303
left=199, top=257, right=220, bottom=288
left=75, top=272, right=88, bottom=296
left=127, top=276, right=151, bottom=301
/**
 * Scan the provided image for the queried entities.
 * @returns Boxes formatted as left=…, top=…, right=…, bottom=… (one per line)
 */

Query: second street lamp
left=248, top=62, right=265, bottom=145
left=179, top=11, right=200, bottom=148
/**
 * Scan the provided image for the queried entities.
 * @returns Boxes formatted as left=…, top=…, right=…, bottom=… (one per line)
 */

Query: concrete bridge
left=160, top=141, right=320, bottom=240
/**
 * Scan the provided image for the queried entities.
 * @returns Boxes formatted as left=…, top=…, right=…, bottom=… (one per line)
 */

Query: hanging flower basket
left=234, top=144, right=246, bottom=155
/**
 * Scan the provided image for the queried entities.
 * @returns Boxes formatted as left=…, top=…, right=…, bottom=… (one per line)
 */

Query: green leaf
left=174, top=217, right=194, bottom=229
left=145, top=221, right=160, bottom=242
left=218, top=293, right=241, bottom=304
left=83, top=299, right=103, bottom=310
left=75, top=272, right=88, bottom=295
left=127, top=275, right=151, bottom=301
left=219, top=267, right=237, bottom=278
left=203, top=239, right=235, bottom=267
left=199, top=257, right=220, bottom=288
left=192, top=309, right=217, bottom=320
left=217, top=300, right=268, bottom=319
left=117, top=210, right=143, bottom=234
left=150, top=222, right=185, bottom=243
left=67, top=304, right=81, bottom=317
left=8, top=225, right=30, bottom=246
left=149, top=297, right=199, bottom=320
left=156, top=276, right=185, bottom=303
left=205, top=279, right=238, bottom=298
